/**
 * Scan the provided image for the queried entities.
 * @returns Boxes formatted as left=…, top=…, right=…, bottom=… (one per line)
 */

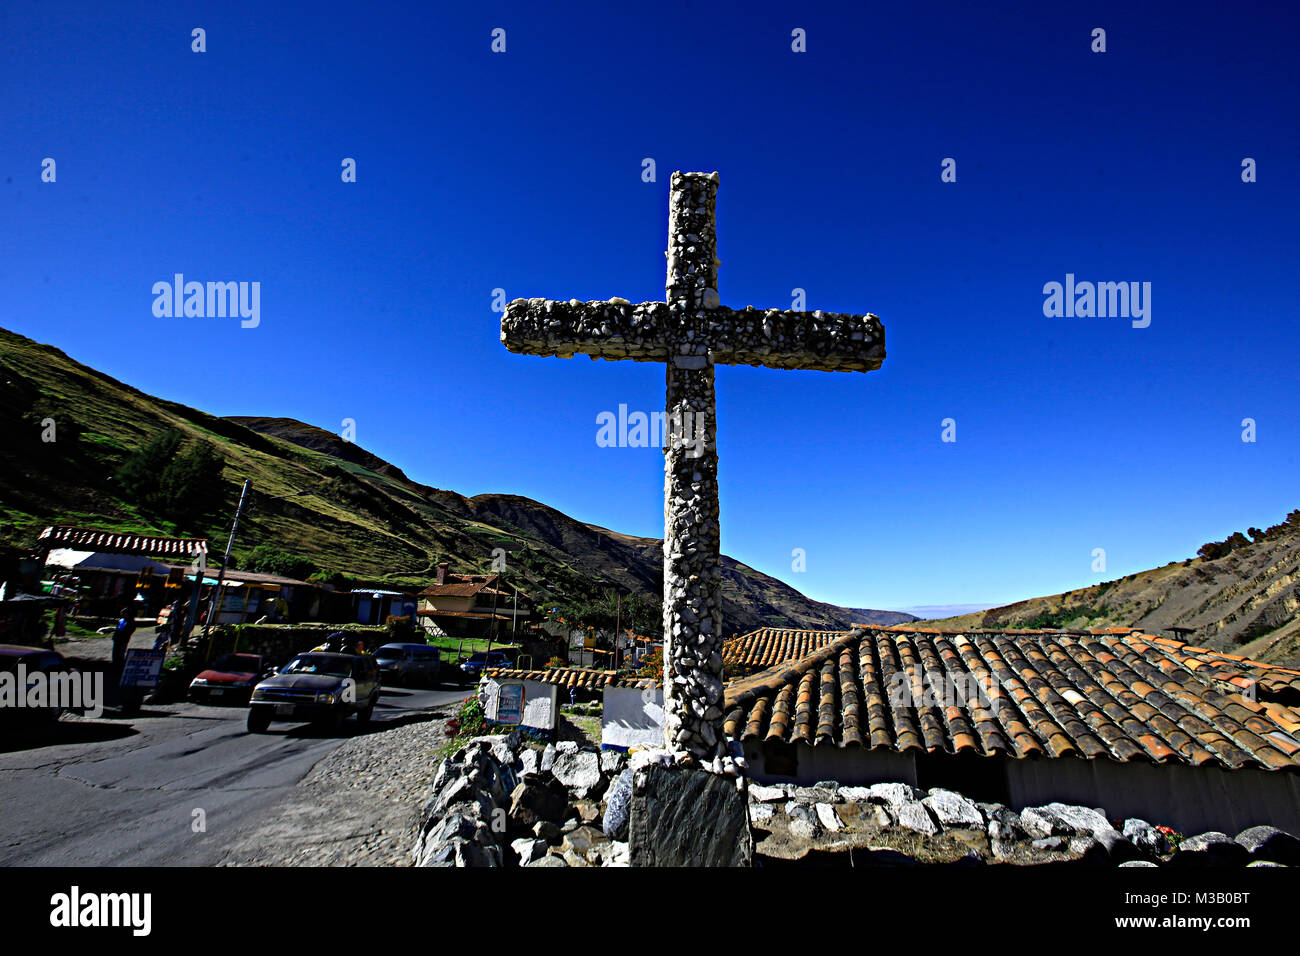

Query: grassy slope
left=0, top=326, right=885, bottom=635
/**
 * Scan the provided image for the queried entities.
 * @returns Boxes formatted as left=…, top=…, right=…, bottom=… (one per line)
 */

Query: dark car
left=458, top=650, right=511, bottom=686
left=188, top=653, right=271, bottom=704
left=246, top=652, right=380, bottom=734
left=0, top=645, right=73, bottom=725
left=374, top=643, right=441, bottom=687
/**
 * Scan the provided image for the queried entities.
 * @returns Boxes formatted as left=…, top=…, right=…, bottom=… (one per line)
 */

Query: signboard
left=119, top=649, right=166, bottom=689
left=496, top=682, right=525, bottom=725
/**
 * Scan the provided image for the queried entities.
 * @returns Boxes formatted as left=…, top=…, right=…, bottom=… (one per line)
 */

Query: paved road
left=0, top=681, right=467, bottom=866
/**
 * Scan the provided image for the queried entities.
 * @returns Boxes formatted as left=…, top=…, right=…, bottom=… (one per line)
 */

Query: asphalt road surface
left=0, top=681, right=467, bottom=866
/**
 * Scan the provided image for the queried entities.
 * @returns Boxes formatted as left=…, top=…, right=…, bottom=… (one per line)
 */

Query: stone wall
left=413, top=739, right=1300, bottom=868
left=743, top=738, right=1300, bottom=838
left=748, top=780, right=1300, bottom=868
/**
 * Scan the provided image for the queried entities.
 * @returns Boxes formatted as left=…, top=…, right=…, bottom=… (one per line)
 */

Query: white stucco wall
left=602, top=685, right=665, bottom=750
left=481, top=677, right=557, bottom=731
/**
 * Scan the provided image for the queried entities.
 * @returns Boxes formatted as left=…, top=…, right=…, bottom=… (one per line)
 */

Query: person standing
left=50, top=603, right=68, bottom=640
left=112, top=606, right=136, bottom=672
left=154, top=599, right=182, bottom=651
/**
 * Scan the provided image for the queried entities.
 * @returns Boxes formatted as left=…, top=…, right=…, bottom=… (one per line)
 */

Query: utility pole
left=202, top=479, right=251, bottom=643
left=181, top=549, right=206, bottom=642
left=480, top=567, right=493, bottom=658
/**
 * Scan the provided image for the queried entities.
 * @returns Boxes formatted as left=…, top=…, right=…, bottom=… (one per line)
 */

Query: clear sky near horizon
left=3, top=1, right=1297, bottom=613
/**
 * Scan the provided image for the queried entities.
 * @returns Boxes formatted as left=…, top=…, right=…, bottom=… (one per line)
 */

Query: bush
left=445, top=695, right=489, bottom=740
left=308, top=570, right=352, bottom=590
left=384, top=615, right=420, bottom=644
left=243, top=545, right=317, bottom=580
left=635, top=647, right=663, bottom=683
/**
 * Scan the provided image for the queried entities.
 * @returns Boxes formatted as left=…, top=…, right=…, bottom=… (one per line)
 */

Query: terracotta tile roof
left=1130, top=634, right=1300, bottom=707
left=723, top=626, right=1300, bottom=772
left=724, top=627, right=840, bottom=675
left=38, top=526, right=208, bottom=558
left=486, top=666, right=653, bottom=691
left=419, top=576, right=499, bottom=598
left=417, top=609, right=515, bottom=621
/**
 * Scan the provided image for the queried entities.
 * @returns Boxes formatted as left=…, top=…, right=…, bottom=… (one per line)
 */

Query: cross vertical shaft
left=498, top=169, right=886, bottom=772
left=661, top=172, right=725, bottom=763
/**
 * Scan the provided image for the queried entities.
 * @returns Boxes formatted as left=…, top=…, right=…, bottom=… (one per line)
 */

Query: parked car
left=0, top=645, right=71, bottom=725
left=188, top=653, right=271, bottom=704
left=374, top=643, right=441, bottom=687
left=458, top=650, right=511, bottom=686
left=246, top=652, right=380, bottom=734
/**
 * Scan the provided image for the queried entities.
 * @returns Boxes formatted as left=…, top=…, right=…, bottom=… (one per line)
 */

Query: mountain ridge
left=0, top=326, right=914, bottom=635
left=926, top=518, right=1300, bottom=668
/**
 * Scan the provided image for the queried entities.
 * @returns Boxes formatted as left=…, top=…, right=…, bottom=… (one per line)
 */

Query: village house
left=33, top=525, right=344, bottom=624
left=480, top=621, right=1300, bottom=838
left=722, top=627, right=840, bottom=678
left=201, top=568, right=334, bottom=625
left=724, top=624, right=1300, bottom=837
left=36, top=525, right=209, bottom=617
left=349, top=588, right=418, bottom=626
left=417, top=562, right=529, bottom=639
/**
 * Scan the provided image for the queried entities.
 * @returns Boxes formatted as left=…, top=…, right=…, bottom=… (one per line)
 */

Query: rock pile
left=413, top=734, right=633, bottom=867
left=749, top=780, right=1300, bottom=867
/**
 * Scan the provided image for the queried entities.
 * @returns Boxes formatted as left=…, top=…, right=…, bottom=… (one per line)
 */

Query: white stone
left=922, top=789, right=984, bottom=829
left=551, top=751, right=602, bottom=797
left=894, top=801, right=939, bottom=836
left=748, top=783, right=788, bottom=802
left=838, top=786, right=874, bottom=802
left=866, top=782, right=922, bottom=808
left=815, top=803, right=844, bottom=832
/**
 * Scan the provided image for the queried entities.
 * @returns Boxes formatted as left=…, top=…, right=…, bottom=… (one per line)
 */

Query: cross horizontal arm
left=500, top=297, right=672, bottom=362
left=501, top=297, right=885, bottom=372
left=703, top=307, right=885, bottom=372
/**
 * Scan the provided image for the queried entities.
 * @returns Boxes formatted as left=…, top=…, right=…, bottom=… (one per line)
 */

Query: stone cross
left=500, top=171, right=885, bottom=770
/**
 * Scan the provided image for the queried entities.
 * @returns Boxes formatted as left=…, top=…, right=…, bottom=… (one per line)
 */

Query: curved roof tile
left=721, top=626, right=1300, bottom=773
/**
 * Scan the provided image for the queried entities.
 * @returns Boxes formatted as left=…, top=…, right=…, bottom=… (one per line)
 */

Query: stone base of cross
left=501, top=171, right=885, bottom=771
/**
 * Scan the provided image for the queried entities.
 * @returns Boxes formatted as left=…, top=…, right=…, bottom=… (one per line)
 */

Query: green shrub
left=243, top=545, right=317, bottom=580
left=384, top=615, right=420, bottom=644
left=445, top=694, right=489, bottom=743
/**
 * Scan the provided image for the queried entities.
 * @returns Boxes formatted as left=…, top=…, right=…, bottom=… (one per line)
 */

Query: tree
left=159, top=441, right=226, bottom=531
left=554, top=588, right=663, bottom=654
left=115, top=430, right=182, bottom=502
left=114, top=429, right=226, bottom=531
left=1197, top=540, right=1230, bottom=561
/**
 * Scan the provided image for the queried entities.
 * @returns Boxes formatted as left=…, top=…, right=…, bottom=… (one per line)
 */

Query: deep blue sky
left=3, top=1, right=1297, bottom=612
